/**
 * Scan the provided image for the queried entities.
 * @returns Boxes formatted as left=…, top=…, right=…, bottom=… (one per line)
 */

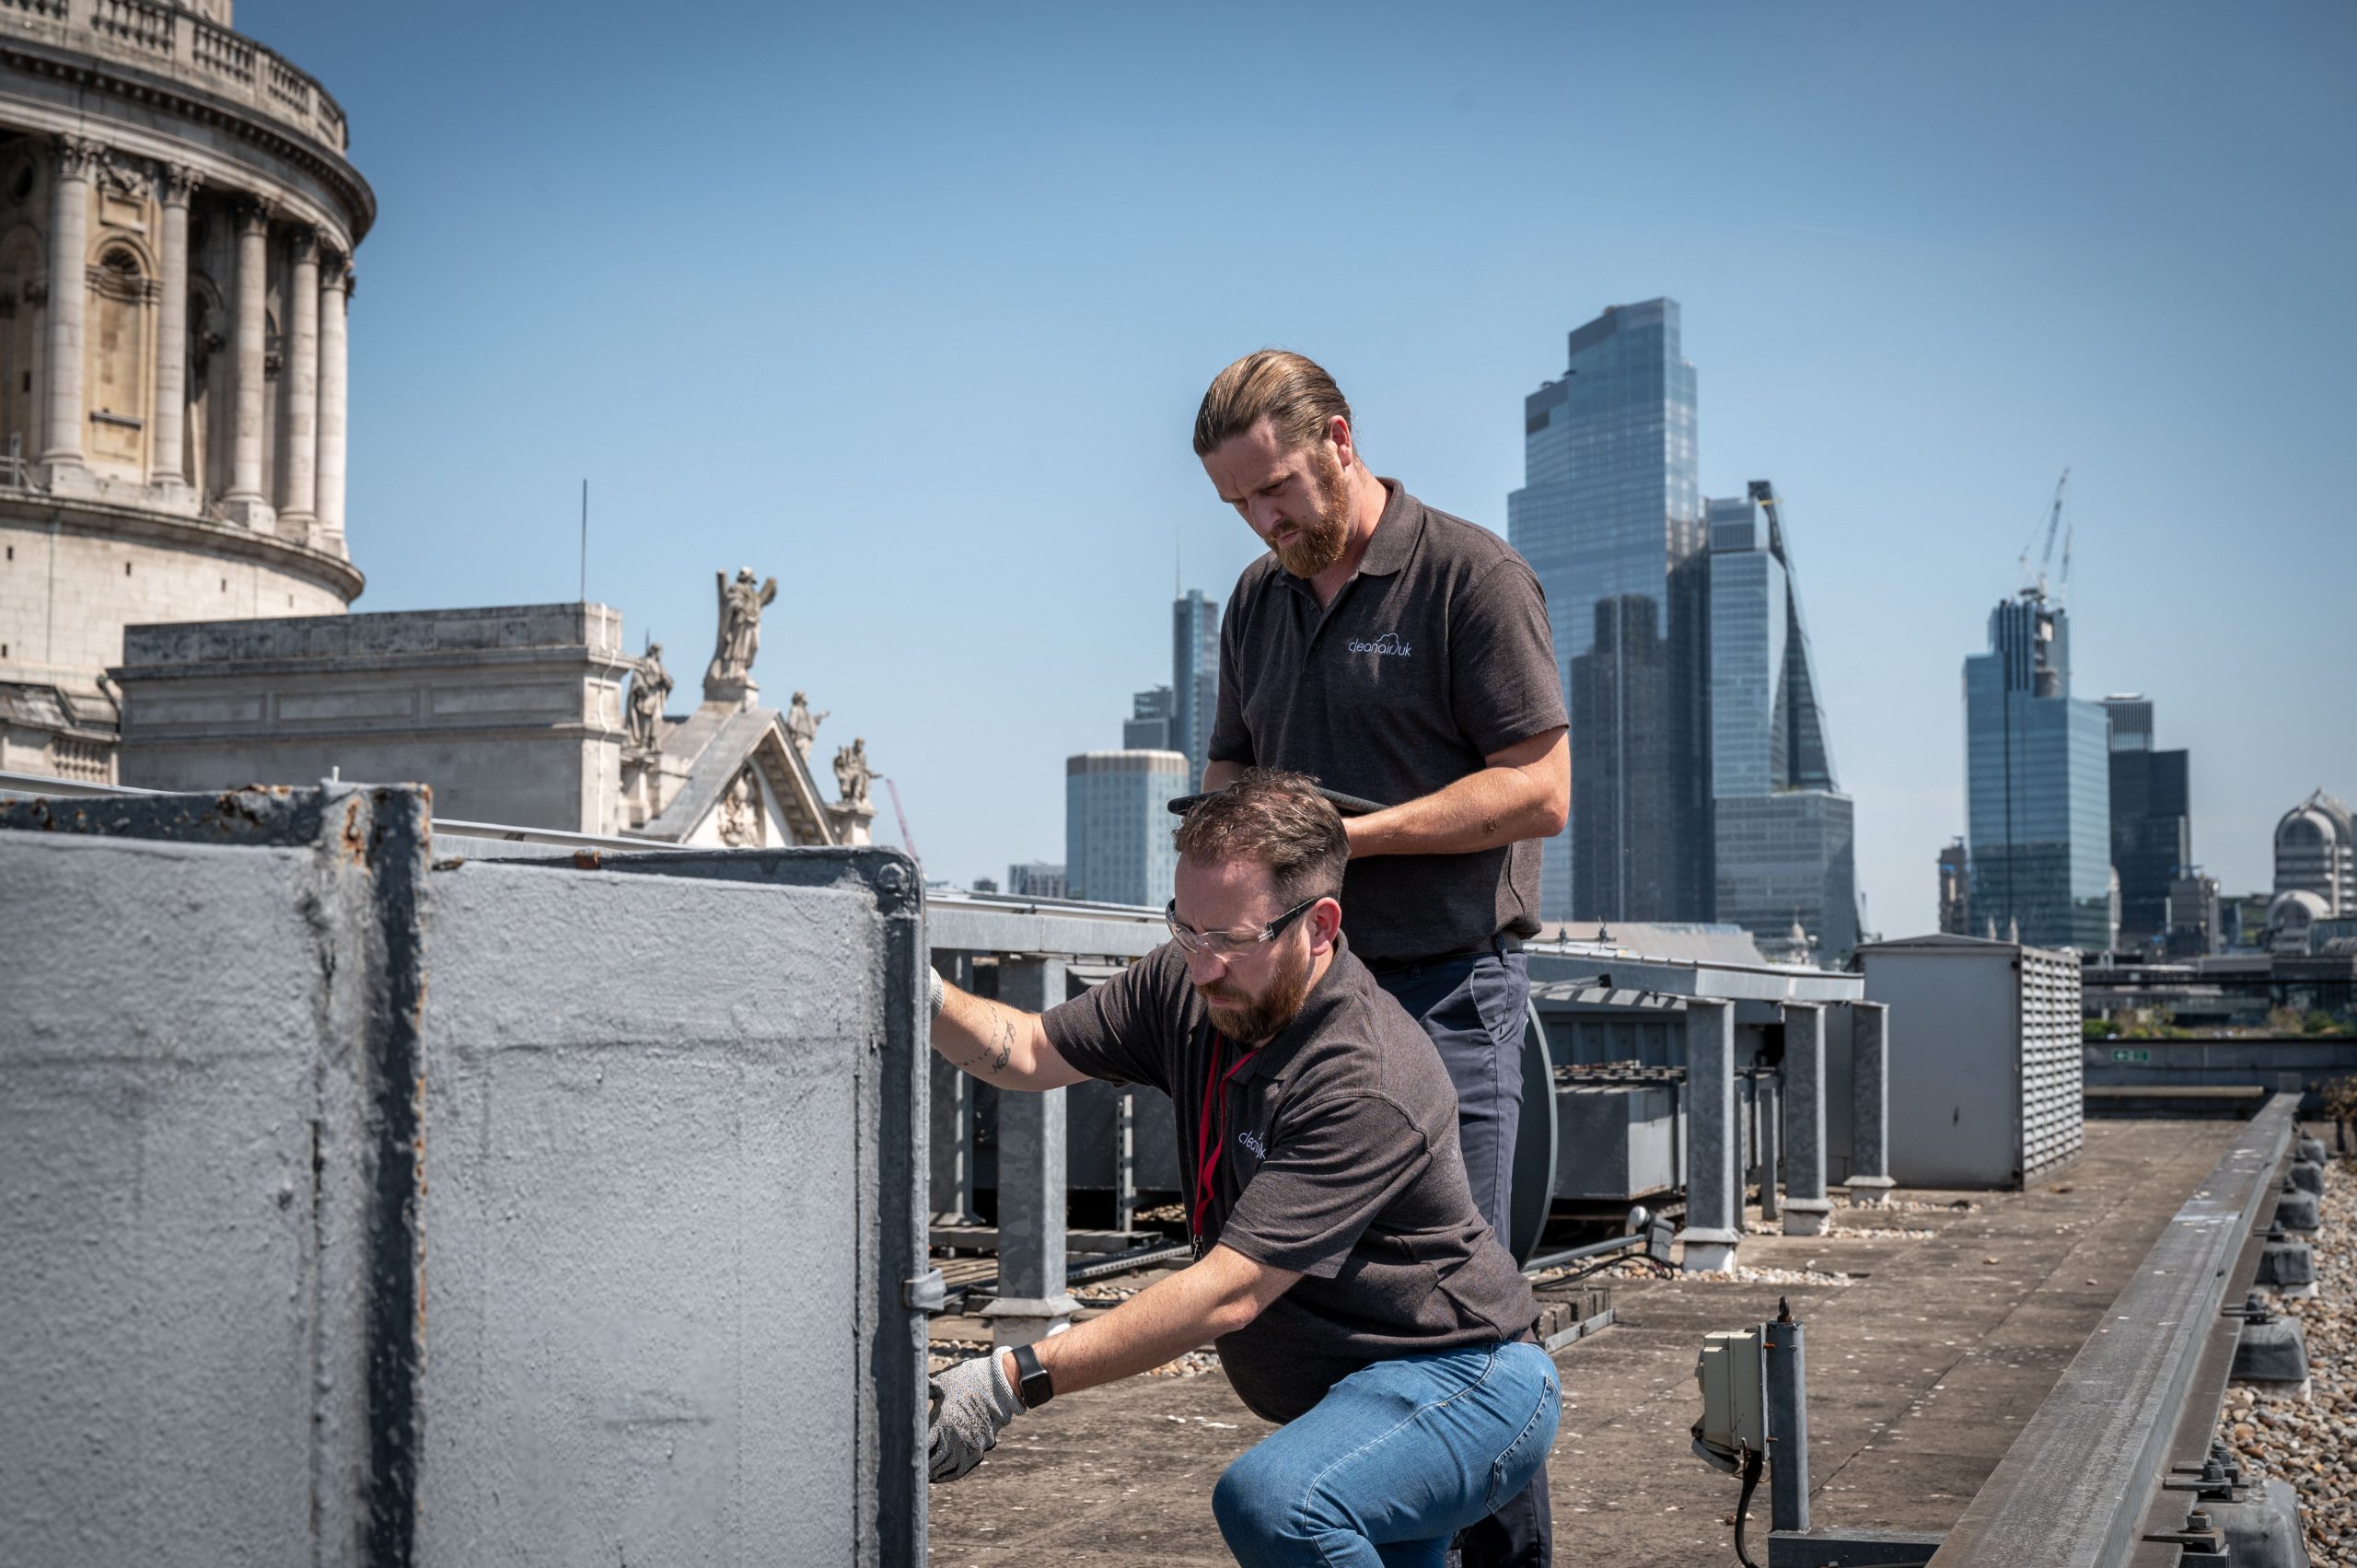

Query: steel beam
left=1847, top=1002, right=1896, bottom=1206
left=1782, top=1004, right=1831, bottom=1236
left=979, top=956, right=1079, bottom=1347
left=1923, top=1094, right=2297, bottom=1568
left=1679, top=1000, right=1741, bottom=1272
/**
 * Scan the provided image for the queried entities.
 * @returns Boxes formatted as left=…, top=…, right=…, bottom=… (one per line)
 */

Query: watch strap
left=1011, top=1342, right=1054, bottom=1409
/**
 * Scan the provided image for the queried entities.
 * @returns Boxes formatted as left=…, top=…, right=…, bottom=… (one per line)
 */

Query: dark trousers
left=1373, top=950, right=1552, bottom=1568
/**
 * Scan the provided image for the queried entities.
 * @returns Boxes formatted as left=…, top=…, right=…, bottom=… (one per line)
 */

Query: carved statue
left=786, top=690, right=829, bottom=758
left=626, top=640, right=672, bottom=750
left=706, top=566, right=779, bottom=690
left=832, top=738, right=872, bottom=808
left=718, top=768, right=763, bottom=848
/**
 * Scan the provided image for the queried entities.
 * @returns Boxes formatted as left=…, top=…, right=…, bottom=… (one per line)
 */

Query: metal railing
left=1924, top=1092, right=2299, bottom=1567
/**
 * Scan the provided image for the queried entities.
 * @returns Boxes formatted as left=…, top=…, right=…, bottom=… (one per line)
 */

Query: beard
left=1197, top=933, right=1316, bottom=1045
left=1271, top=447, right=1353, bottom=577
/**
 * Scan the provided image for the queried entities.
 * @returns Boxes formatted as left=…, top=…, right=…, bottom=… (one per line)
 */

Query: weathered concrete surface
left=0, top=786, right=414, bottom=1567
left=924, top=1118, right=2237, bottom=1565
left=2, top=787, right=930, bottom=1568
left=417, top=858, right=892, bottom=1566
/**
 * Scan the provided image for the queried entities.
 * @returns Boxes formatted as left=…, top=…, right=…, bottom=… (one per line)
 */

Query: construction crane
left=2018, top=468, right=2071, bottom=602
left=878, top=774, right=920, bottom=864
left=1746, top=479, right=1784, bottom=556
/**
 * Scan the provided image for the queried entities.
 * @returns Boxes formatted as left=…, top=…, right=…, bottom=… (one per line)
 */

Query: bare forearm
left=1010, top=1245, right=1295, bottom=1400
left=930, top=981, right=1082, bottom=1091
left=1201, top=758, right=1246, bottom=792
left=1349, top=734, right=1569, bottom=857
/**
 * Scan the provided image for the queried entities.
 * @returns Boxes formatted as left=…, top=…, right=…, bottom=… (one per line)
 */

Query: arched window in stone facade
left=86, top=240, right=153, bottom=474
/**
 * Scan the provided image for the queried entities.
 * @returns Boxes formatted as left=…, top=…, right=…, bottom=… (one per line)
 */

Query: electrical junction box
left=1692, top=1328, right=1766, bottom=1473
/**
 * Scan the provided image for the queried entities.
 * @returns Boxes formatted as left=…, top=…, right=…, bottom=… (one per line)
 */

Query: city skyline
left=234, top=0, right=2357, bottom=934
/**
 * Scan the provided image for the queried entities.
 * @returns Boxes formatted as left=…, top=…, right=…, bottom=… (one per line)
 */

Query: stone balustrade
left=0, top=0, right=349, bottom=153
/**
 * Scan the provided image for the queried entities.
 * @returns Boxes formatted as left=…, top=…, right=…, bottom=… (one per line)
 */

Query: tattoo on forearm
left=989, top=1016, right=1016, bottom=1075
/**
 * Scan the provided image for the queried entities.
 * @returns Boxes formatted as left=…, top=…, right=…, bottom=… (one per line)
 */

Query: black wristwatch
left=1011, top=1342, right=1054, bottom=1409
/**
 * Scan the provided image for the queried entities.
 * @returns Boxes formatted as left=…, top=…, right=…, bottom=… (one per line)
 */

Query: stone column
left=1782, top=1003, right=1832, bottom=1236
left=149, top=165, right=200, bottom=491
left=276, top=226, right=319, bottom=532
left=981, top=957, right=1078, bottom=1348
left=1679, top=999, right=1742, bottom=1272
left=39, top=134, right=102, bottom=475
left=221, top=196, right=273, bottom=527
left=1847, top=1003, right=1897, bottom=1205
left=315, top=254, right=349, bottom=552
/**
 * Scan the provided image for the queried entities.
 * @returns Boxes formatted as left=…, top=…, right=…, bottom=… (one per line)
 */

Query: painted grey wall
left=416, top=860, right=882, bottom=1566
left=0, top=785, right=927, bottom=1568
left=0, top=792, right=401, bottom=1567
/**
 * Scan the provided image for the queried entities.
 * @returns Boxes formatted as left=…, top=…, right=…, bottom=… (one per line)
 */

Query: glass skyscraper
left=1508, top=299, right=1710, bottom=922
left=1172, top=590, right=1220, bottom=791
left=2101, top=694, right=2191, bottom=954
left=1963, top=595, right=2113, bottom=948
left=1705, top=484, right=1857, bottom=959
left=1064, top=749, right=1187, bottom=907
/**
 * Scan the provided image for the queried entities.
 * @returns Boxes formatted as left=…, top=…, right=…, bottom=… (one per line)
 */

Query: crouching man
left=926, top=771, right=1559, bottom=1564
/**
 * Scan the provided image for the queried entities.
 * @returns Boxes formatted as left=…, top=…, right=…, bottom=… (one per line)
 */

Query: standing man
left=1194, top=350, right=1570, bottom=1567
left=925, top=774, right=1559, bottom=1565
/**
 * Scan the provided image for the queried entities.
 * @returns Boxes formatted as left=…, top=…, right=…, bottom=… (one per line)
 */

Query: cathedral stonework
left=0, top=1, right=371, bottom=783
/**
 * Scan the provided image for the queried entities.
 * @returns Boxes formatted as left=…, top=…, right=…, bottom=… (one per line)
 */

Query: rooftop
left=927, top=1118, right=2240, bottom=1564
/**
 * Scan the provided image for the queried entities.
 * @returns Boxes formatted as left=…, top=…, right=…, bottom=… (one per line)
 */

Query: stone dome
left=0, top=0, right=373, bottom=783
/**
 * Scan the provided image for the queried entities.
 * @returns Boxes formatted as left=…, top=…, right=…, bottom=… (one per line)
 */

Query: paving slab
left=925, top=1117, right=2236, bottom=1564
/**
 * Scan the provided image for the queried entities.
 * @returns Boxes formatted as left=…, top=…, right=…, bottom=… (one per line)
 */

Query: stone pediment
left=632, top=701, right=834, bottom=849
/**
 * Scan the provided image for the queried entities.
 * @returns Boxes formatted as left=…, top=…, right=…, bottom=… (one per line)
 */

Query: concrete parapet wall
left=0, top=785, right=928, bottom=1566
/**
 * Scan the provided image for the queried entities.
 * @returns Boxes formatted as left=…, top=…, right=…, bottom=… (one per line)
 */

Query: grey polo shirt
left=1040, top=935, right=1539, bottom=1425
left=1208, top=481, right=1567, bottom=962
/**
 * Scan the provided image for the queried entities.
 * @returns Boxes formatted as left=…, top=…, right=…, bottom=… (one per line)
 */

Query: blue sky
left=241, top=0, right=2356, bottom=935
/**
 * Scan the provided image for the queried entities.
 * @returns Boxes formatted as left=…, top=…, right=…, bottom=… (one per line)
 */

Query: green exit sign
left=2111, top=1048, right=2151, bottom=1063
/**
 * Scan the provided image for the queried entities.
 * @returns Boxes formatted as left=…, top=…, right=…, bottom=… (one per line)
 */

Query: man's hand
left=1344, top=726, right=1569, bottom=859
left=927, top=1350, right=1022, bottom=1483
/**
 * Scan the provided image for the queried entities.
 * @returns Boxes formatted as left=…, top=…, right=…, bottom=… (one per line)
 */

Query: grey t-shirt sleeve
left=1207, top=579, right=1254, bottom=766
left=1039, top=948, right=1175, bottom=1096
left=1449, top=558, right=1569, bottom=757
left=1217, top=1094, right=1433, bottom=1279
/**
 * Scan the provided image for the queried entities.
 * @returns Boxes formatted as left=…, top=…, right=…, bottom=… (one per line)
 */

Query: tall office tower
left=1508, top=298, right=1709, bottom=922
left=1963, top=593, right=2113, bottom=948
left=1125, top=686, right=1176, bottom=750
left=2101, top=694, right=2192, bottom=954
left=2274, top=789, right=2355, bottom=914
left=1704, top=483, right=1857, bottom=958
left=1006, top=861, right=1068, bottom=900
left=1938, top=840, right=1973, bottom=935
left=1064, top=749, right=1188, bottom=907
left=1172, top=590, right=1220, bottom=789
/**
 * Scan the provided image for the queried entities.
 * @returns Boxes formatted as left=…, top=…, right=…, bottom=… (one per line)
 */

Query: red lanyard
left=1190, top=1032, right=1252, bottom=1243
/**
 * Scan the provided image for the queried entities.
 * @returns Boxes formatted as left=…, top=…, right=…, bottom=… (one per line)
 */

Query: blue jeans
left=1211, top=1342, right=1561, bottom=1567
left=1372, top=951, right=1529, bottom=1244
left=1376, top=951, right=1551, bottom=1567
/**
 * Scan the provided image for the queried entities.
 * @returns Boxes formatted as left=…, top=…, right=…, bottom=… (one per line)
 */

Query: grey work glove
left=928, top=1350, right=1022, bottom=1482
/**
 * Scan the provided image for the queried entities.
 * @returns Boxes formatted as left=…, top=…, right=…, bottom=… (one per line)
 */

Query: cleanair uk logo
left=1347, top=631, right=1412, bottom=657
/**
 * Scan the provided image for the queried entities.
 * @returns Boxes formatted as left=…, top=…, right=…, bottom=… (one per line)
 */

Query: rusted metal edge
left=1924, top=1093, right=2297, bottom=1568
